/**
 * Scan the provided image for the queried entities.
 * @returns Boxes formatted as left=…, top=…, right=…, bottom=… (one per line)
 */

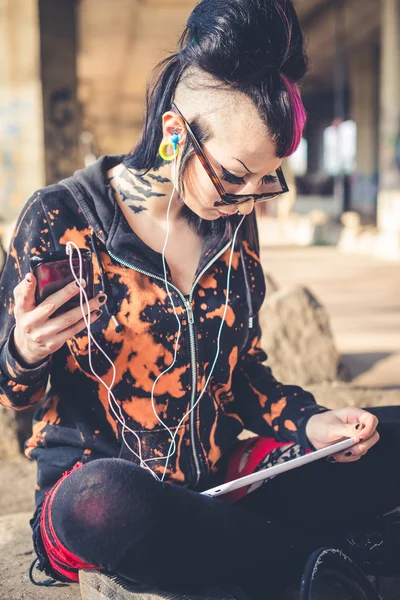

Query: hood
left=59, top=154, right=253, bottom=331
left=60, top=154, right=234, bottom=278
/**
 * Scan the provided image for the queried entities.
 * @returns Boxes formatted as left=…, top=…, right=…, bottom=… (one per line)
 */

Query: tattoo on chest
left=148, top=173, right=170, bottom=184
left=109, top=167, right=168, bottom=214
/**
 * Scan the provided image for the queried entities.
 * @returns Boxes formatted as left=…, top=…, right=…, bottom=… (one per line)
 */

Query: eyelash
left=263, top=174, right=278, bottom=184
left=221, top=166, right=277, bottom=186
left=221, top=167, right=245, bottom=185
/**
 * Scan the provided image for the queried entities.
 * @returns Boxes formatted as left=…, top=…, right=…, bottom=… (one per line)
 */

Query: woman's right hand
left=12, top=272, right=107, bottom=366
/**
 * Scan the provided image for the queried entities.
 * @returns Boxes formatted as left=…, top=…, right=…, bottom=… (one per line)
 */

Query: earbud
left=111, top=315, right=125, bottom=333
left=171, top=132, right=180, bottom=152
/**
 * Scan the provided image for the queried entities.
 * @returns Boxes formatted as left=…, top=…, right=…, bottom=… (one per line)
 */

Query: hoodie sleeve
left=231, top=314, right=328, bottom=450
left=0, top=192, right=54, bottom=410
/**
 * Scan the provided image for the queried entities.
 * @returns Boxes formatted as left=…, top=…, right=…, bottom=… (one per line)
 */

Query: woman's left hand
left=305, top=407, right=380, bottom=463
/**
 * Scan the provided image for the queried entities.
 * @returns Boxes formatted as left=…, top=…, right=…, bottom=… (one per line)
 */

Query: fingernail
left=327, top=456, right=337, bottom=463
left=75, top=279, right=86, bottom=287
left=345, top=451, right=353, bottom=457
left=355, top=424, right=361, bottom=431
left=98, top=294, right=107, bottom=304
left=95, top=309, right=102, bottom=317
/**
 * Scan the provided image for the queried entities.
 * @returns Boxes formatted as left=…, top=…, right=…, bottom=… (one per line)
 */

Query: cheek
left=182, top=159, right=220, bottom=213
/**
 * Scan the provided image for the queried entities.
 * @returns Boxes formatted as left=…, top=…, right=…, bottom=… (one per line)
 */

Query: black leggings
left=45, top=407, right=400, bottom=590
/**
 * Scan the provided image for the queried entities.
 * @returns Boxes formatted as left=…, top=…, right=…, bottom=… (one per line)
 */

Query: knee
left=51, top=459, right=153, bottom=535
left=46, top=459, right=160, bottom=566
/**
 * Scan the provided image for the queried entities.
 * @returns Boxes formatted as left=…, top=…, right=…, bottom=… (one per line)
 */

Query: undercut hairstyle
left=123, top=0, right=308, bottom=246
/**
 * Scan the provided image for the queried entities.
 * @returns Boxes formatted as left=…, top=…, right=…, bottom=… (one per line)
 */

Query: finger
left=330, top=431, right=380, bottom=464
left=43, top=309, right=103, bottom=354
left=333, top=453, right=362, bottom=464
left=346, top=431, right=380, bottom=458
left=37, top=278, right=87, bottom=316
left=13, top=273, right=37, bottom=316
left=330, top=448, right=362, bottom=464
left=329, top=408, right=378, bottom=442
left=357, top=411, right=379, bottom=441
left=34, top=293, right=107, bottom=340
left=334, top=407, right=367, bottom=426
left=330, top=420, right=363, bottom=442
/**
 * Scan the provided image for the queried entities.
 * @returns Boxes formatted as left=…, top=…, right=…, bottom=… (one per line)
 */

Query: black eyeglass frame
left=171, top=103, right=289, bottom=207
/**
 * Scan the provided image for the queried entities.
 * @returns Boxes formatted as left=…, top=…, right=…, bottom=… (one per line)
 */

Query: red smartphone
left=30, top=251, right=94, bottom=317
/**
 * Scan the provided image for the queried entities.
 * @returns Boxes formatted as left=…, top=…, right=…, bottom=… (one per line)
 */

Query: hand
left=305, top=407, right=380, bottom=463
left=12, top=272, right=106, bottom=366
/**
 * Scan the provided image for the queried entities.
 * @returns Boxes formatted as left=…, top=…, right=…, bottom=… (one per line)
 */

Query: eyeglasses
left=171, top=103, right=289, bottom=208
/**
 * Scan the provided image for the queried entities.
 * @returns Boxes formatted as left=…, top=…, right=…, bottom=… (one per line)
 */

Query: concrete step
left=78, top=570, right=242, bottom=600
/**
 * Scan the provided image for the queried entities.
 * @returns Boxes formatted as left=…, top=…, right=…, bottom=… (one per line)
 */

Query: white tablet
left=202, top=437, right=358, bottom=497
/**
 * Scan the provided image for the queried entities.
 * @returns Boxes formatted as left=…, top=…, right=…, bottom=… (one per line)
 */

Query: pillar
left=377, top=0, right=400, bottom=238
left=39, top=0, right=81, bottom=185
left=0, top=0, right=45, bottom=219
left=0, top=0, right=81, bottom=222
left=349, top=44, right=379, bottom=222
left=306, top=118, right=326, bottom=176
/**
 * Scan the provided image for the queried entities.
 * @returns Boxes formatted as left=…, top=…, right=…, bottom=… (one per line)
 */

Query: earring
left=159, top=131, right=180, bottom=162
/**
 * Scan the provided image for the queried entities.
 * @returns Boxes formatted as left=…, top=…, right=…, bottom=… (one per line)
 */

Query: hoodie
left=0, top=155, right=325, bottom=508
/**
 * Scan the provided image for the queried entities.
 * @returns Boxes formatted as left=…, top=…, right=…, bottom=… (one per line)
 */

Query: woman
left=0, top=1, right=398, bottom=598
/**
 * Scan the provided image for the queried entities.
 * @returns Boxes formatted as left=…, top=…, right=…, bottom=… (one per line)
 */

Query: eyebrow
left=231, top=158, right=277, bottom=178
left=233, top=158, right=255, bottom=175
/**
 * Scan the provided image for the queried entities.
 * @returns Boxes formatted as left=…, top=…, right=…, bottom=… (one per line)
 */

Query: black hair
left=123, top=0, right=308, bottom=248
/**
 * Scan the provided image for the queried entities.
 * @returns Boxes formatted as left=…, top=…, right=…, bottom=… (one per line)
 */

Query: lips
left=216, top=209, right=235, bottom=218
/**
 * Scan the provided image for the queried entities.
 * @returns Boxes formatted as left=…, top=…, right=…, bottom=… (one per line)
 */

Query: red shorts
left=38, top=437, right=303, bottom=582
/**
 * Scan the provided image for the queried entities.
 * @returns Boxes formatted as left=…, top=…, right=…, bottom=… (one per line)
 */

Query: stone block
left=264, top=272, right=280, bottom=295
left=0, top=458, right=36, bottom=516
left=259, top=285, right=343, bottom=386
left=79, top=570, right=238, bottom=600
left=0, top=405, right=37, bottom=459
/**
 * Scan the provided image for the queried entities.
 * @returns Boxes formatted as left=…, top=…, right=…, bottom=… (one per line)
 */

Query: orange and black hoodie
left=0, top=155, right=325, bottom=509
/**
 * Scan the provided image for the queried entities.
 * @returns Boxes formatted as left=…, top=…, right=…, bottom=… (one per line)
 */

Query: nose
left=237, top=198, right=254, bottom=215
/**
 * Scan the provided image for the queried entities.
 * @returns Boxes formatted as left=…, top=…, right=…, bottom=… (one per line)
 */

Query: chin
left=201, top=211, right=220, bottom=221
left=181, top=200, right=220, bottom=222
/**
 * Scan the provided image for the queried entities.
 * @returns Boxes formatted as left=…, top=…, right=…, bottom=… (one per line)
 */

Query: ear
left=161, top=111, right=186, bottom=142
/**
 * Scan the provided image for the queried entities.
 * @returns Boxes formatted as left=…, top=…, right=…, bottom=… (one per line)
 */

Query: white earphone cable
left=66, top=242, right=159, bottom=480
left=68, top=140, right=245, bottom=483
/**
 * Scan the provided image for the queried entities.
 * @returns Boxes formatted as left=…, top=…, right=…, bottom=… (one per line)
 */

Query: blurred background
left=1, top=0, right=399, bottom=383
left=0, top=4, right=400, bottom=596
left=0, top=3, right=399, bottom=419
left=1, top=0, right=400, bottom=246
left=0, top=0, right=400, bottom=418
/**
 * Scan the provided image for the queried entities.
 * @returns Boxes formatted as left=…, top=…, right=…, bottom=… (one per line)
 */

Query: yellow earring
left=159, top=132, right=180, bottom=162
left=159, top=139, right=179, bottom=162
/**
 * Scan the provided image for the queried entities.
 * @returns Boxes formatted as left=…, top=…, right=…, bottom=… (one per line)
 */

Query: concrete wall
left=0, top=0, right=45, bottom=221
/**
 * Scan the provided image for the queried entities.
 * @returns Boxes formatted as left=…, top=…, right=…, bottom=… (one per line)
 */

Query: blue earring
left=171, top=132, right=180, bottom=153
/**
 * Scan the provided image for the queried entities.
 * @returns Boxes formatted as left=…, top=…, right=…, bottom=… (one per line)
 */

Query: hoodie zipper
left=108, top=242, right=231, bottom=485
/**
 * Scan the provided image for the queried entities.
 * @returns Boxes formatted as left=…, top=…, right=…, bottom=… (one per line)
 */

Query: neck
left=112, top=162, right=183, bottom=223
